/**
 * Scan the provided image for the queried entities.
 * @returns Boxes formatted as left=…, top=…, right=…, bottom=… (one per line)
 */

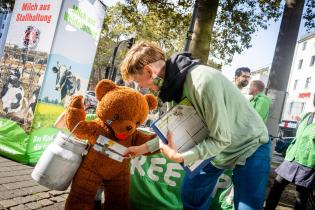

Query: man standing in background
left=234, top=67, right=251, bottom=91
left=249, top=80, right=271, bottom=123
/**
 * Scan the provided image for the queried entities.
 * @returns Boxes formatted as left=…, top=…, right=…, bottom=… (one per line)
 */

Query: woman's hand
left=124, top=143, right=149, bottom=159
left=159, top=131, right=184, bottom=163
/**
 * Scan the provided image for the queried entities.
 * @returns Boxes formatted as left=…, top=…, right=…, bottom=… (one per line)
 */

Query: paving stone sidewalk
left=0, top=156, right=69, bottom=210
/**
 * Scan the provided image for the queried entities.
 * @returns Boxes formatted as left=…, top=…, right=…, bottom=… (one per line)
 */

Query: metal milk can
left=31, top=131, right=88, bottom=191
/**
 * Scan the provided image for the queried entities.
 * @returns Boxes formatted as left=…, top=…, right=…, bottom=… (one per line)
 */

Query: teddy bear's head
left=95, top=79, right=157, bottom=140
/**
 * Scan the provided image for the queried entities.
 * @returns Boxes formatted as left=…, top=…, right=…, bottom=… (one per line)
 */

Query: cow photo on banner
left=52, top=61, right=81, bottom=104
left=0, top=16, right=54, bottom=131
left=0, top=0, right=106, bottom=165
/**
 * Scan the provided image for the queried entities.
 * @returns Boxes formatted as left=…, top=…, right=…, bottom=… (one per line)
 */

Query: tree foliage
left=120, top=0, right=191, bottom=57
left=119, top=0, right=283, bottom=63
left=107, top=0, right=313, bottom=64
left=92, top=0, right=192, bottom=83
left=303, top=0, right=315, bottom=30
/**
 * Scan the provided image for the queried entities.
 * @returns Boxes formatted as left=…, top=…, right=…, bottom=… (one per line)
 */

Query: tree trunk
left=266, top=0, right=305, bottom=137
left=189, top=0, right=219, bottom=64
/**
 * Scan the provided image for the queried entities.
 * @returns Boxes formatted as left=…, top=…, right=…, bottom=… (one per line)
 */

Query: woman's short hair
left=120, top=40, right=165, bottom=81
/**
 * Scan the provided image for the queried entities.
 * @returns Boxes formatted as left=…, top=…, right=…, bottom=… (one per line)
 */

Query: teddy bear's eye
left=113, top=114, right=120, bottom=120
left=136, top=122, right=140, bottom=126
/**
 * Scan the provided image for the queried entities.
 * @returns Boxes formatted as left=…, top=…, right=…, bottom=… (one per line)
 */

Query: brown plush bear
left=64, top=79, right=157, bottom=210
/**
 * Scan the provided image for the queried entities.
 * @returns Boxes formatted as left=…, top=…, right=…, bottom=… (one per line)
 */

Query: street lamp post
left=106, top=37, right=135, bottom=81
left=184, top=0, right=199, bottom=52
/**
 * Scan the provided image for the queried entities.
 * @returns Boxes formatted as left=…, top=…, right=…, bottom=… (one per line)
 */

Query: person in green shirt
left=265, top=93, right=315, bottom=210
left=120, top=41, right=270, bottom=210
left=248, top=80, right=271, bottom=123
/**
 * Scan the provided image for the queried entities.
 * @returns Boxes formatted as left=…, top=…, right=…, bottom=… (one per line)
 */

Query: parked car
left=84, top=91, right=97, bottom=114
left=272, top=120, right=298, bottom=157
left=278, top=120, right=298, bottom=137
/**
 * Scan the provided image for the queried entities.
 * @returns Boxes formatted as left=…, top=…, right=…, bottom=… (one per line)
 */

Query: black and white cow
left=52, top=62, right=81, bottom=102
left=0, top=67, right=25, bottom=114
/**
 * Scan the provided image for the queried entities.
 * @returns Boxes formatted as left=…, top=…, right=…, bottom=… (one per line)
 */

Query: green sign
left=130, top=154, right=234, bottom=210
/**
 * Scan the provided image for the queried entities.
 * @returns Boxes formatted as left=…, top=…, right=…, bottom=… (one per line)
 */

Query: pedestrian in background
left=234, top=67, right=251, bottom=90
left=121, top=40, right=270, bottom=210
left=248, top=80, right=271, bottom=123
left=265, top=93, right=315, bottom=210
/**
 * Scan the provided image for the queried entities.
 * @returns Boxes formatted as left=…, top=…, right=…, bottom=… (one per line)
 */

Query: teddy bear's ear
left=144, top=94, right=158, bottom=110
left=95, top=79, right=117, bottom=101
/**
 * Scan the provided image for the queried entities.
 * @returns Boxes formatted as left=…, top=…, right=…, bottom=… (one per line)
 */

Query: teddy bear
left=64, top=79, right=158, bottom=210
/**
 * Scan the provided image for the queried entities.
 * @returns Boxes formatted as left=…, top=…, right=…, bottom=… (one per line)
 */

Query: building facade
left=251, top=65, right=270, bottom=86
left=282, top=31, right=315, bottom=121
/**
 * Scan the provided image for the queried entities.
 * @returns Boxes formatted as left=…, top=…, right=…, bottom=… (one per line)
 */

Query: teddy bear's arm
left=65, top=96, right=103, bottom=144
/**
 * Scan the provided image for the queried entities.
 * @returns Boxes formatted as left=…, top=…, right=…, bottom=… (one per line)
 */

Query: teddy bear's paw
left=69, top=95, right=84, bottom=109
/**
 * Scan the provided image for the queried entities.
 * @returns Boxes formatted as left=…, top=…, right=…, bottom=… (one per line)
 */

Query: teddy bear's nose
left=126, top=125, right=133, bottom=131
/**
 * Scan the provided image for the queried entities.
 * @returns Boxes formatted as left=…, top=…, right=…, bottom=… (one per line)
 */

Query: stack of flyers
left=93, top=135, right=128, bottom=162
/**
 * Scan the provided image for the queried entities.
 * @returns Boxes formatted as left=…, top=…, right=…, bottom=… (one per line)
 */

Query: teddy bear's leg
left=64, top=157, right=102, bottom=210
left=103, top=174, right=131, bottom=210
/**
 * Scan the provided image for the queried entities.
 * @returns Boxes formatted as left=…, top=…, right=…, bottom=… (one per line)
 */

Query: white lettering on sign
left=33, top=135, right=54, bottom=143
left=164, top=163, right=182, bottom=186
left=130, top=156, right=147, bottom=176
left=147, top=158, right=166, bottom=181
left=130, top=156, right=184, bottom=187
left=211, top=173, right=233, bottom=198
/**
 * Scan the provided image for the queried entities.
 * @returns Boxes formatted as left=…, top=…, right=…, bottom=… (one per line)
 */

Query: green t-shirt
left=250, top=92, right=271, bottom=123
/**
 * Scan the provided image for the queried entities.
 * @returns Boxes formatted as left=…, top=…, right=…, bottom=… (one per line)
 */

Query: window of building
left=300, top=102, right=306, bottom=114
left=1, top=24, right=4, bottom=29
left=4, top=14, right=7, bottom=20
left=298, top=59, right=303, bottom=69
left=310, top=55, right=315, bottom=66
left=302, top=42, right=307, bottom=50
left=293, top=80, right=298, bottom=90
left=0, top=33, right=2, bottom=38
left=288, top=102, right=294, bottom=115
left=305, top=77, right=311, bottom=89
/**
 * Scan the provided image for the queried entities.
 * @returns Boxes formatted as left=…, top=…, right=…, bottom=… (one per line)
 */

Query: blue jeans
left=181, top=141, right=271, bottom=210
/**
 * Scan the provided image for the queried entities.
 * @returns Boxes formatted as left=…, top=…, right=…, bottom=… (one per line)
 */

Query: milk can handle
left=67, top=121, right=83, bottom=139
left=67, top=121, right=90, bottom=155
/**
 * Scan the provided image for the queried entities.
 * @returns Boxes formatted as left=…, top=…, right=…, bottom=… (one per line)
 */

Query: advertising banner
left=0, top=0, right=106, bottom=164
left=0, top=0, right=62, bottom=131
left=28, top=0, right=106, bottom=163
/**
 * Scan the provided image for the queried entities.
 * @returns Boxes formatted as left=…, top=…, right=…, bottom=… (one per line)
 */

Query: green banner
left=0, top=118, right=28, bottom=163
left=130, top=154, right=184, bottom=210
left=130, top=154, right=234, bottom=210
